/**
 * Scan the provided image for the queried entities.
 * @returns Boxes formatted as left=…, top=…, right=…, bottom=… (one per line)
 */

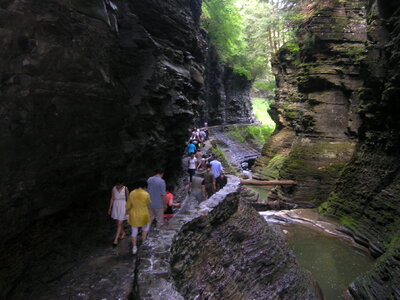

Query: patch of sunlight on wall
left=252, top=97, right=276, bottom=131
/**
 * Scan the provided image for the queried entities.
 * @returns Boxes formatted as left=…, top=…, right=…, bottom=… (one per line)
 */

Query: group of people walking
left=108, top=170, right=179, bottom=254
left=185, top=125, right=227, bottom=199
left=108, top=122, right=228, bottom=255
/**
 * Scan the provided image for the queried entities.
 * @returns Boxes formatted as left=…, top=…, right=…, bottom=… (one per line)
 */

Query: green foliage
left=252, top=98, right=276, bottom=129
left=317, top=201, right=330, bottom=214
left=202, top=0, right=301, bottom=80
left=385, top=236, right=400, bottom=248
left=339, top=216, right=357, bottom=228
left=345, top=44, right=367, bottom=63
left=210, top=145, right=238, bottom=175
left=233, top=65, right=252, bottom=80
left=253, top=81, right=276, bottom=91
left=202, top=0, right=247, bottom=63
left=258, top=154, right=287, bottom=180
left=286, top=42, right=300, bottom=54
left=228, top=125, right=274, bottom=146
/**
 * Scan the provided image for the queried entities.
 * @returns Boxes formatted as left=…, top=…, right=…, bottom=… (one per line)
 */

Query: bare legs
left=113, top=220, right=124, bottom=245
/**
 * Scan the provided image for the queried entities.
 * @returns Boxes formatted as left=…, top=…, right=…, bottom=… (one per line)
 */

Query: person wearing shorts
left=126, top=179, right=151, bottom=254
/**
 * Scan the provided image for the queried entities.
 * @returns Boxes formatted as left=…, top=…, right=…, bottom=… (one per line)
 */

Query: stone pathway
left=134, top=175, right=241, bottom=299
left=134, top=175, right=203, bottom=300
left=36, top=127, right=249, bottom=300
left=210, top=125, right=260, bottom=168
left=38, top=233, right=136, bottom=300
left=36, top=173, right=228, bottom=300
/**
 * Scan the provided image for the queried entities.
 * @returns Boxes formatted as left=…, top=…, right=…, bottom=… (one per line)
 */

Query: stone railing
left=133, top=175, right=241, bottom=299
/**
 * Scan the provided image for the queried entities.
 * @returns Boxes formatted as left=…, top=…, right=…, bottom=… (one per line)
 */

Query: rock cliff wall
left=167, top=178, right=320, bottom=300
left=203, top=44, right=253, bottom=125
left=0, top=0, right=252, bottom=297
left=254, top=0, right=400, bottom=297
left=320, top=0, right=400, bottom=252
left=320, top=0, right=400, bottom=297
left=253, top=0, right=366, bottom=205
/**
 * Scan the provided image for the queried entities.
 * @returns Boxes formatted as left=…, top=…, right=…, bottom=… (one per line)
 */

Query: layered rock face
left=0, top=0, right=204, bottom=238
left=256, top=0, right=400, bottom=297
left=253, top=0, right=367, bottom=205
left=321, top=0, right=400, bottom=251
left=170, top=187, right=321, bottom=300
left=203, top=44, right=253, bottom=125
left=0, top=0, right=252, bottom=297
left=320, top=0, right=400, bottom=297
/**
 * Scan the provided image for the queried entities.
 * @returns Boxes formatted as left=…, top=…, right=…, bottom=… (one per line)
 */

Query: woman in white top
left=188, top=153, right=198, bottom=189
left=108, top=180, right=129, bottom=247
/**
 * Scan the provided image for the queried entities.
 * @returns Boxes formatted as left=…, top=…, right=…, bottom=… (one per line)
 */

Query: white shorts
left=131, top=222, right=151, bottom=237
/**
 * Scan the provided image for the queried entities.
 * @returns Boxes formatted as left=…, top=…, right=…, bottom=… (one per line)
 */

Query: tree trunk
left=240, top=179, right=297, bottom=186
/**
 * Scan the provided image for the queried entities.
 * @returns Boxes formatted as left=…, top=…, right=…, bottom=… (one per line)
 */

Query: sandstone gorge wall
left=203, top=44, right=253, bottom=125
left=254, top=0, right=400, bottom=297
left=0, top=0, right=252, bottom=297
left=169, top=178, right=320, bottom=300
left=321, top=0, right=400, bottom=297
left=321, top=0, right=400, bottom=251
left=253, top=0, right=367, bottom=205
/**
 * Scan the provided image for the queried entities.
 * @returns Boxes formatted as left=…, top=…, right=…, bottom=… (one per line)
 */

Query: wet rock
left=254, top=0, right=367, bottom=206
left=202, top=45, right=253, bottom=125
left=0, top=0, right=251, bottom=297
left=135, top=177, right=320, bottom=299
left=348, top=241, right=400, bottom=300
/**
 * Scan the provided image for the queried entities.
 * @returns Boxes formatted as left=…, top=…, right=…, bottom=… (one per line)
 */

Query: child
left=164, top=185, right=180, bottom=223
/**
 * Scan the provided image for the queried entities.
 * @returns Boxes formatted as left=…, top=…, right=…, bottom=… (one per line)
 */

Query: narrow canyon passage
left=1, top=0, right=400, bottom=299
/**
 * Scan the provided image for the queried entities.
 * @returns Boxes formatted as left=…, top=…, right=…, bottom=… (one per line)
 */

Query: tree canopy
left=201, top=0, right=300, bottom=81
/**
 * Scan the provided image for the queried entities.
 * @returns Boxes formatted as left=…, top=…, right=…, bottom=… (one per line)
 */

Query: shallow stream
left=260, top=209, right=375, bottom=300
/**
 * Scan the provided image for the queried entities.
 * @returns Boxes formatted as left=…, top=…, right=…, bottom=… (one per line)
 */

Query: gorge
left=0, top=0, right=399, bottom=299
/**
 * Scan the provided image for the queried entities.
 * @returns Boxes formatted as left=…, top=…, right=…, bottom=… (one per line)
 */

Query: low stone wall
left=133, top=175, right=242, bottom=299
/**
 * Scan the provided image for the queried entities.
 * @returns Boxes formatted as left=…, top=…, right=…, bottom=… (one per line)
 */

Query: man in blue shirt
left=147, top=169, right=166, bottom=229
left=187, top=140, right=196, bottom=155
left=210, top=155, right=223, bottom=189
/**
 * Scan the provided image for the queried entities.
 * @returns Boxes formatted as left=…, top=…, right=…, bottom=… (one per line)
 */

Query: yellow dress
left=126, top=188, right=151, bottom=227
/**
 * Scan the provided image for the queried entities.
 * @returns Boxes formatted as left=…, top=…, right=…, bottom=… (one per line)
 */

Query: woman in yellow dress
left=125, top=179, right=151, bottom=254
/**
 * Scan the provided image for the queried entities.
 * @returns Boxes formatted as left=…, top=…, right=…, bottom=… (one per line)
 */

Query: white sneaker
left=132, top=246, right=137, bottom=255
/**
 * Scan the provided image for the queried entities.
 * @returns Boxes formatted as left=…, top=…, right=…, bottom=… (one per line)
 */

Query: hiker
left=164, top=185, right=180, bottom=223
left=187, top=140, right=196, bottom=155
left=217, top=170, right=228, bottom=190
left=202, top=164, right=216, bottom=200
left=204, top=122, right=209, bottom=140
left=210, top=155, right=223, bottom=190
left=200, top=154, right=209, bottom=170
left=108, top=180, right=128, bottom=247
left=147, top=169, right=167, bottom=229
left=195, top=148, right=203, bottom=170
left=126, top=179, right=151, bottom=255
left=191, top=127, right=199, bottom=140
left=188, top=153, right=198, bottom=189
left=199, top=129, right=207, bottom=143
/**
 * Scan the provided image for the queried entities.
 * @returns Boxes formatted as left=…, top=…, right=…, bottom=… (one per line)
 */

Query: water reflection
left=261, top=210, right=375, bottom=300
